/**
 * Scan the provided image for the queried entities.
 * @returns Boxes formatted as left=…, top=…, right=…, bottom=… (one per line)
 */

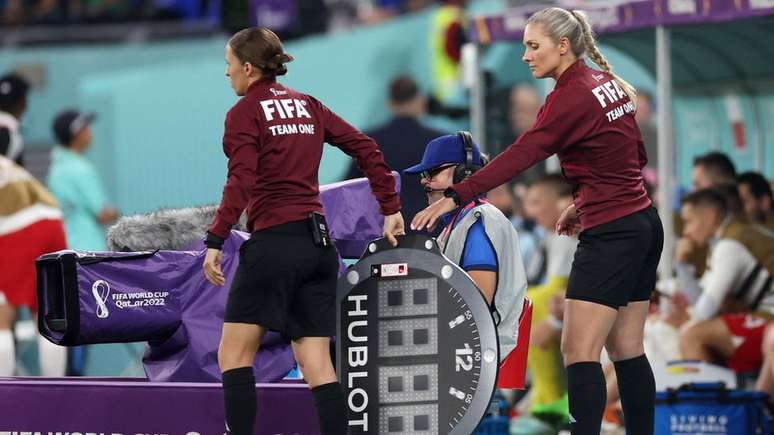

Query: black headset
left=453, top=130, right=481, bottom=184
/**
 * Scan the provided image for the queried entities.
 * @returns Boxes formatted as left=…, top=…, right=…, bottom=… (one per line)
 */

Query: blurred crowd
left=1, top=0, right=447, bottom=36
left=1, top=0, right=217, bottom=26
left=222, top=0, right=451, bottom=39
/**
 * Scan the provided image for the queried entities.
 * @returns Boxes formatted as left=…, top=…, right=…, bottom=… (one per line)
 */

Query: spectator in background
left=482, top=85, right=545, bottom=203
left=429, top=0, right=467, bottom=102
left=2, top=0, right=24, bottom=25
left=346, top=75, right=446, bottom=221
left=523, top=174, right=576, bottom=287
left=47, top=109, right=119, bottom=251
left=507, top=84, right=544, bottom=183
left=522, top=174, right=578, bottom=425
left=78, top=0, right=142, bottom=23
left=487, top=182, right=540, bottom=266
left=692, top=151, right=737, bottom=190
left=486, top=87, right=545, bottom=270
left=635, top=90, right=657, bottom=168
left=509, top=84, right=541, bottom=141
left=485, top=183, right=516, bottom=217
left=0, top=156, right=68, bottom=376
left=677, top=189, right=774, bottom=374
left=738, top=171, right=774, bottom=228
left=676, top=152, right=738, bottom=279
left=713, top=182, right=744, bottom=216
left=0, top=73, right=29, bottom=167
left=27, top=0, right=65, bottom=24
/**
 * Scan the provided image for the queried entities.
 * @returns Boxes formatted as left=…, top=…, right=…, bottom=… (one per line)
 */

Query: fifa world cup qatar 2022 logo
left=92, top=280, right=111, bottom=319
left=90, top=280, right=170, bottom=319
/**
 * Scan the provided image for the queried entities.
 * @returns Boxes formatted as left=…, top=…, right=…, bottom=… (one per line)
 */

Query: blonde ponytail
left=528, top=7, right=638, bottom=109
left=571, top=9, right=637, bottom=109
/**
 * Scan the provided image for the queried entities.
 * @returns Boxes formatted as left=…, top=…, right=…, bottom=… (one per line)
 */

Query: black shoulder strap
left=0, top=127, right=10, bottom=157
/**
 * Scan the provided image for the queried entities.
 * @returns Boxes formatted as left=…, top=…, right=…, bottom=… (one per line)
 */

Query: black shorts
left=224, top=219, right=339, bottom=339
left=566, top=206, right=664, bottom=309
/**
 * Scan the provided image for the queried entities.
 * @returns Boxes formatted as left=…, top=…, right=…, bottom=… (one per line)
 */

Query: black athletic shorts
left=224, top=219, right=339, bottom=339
left=566, top=206, right=664, bottom=309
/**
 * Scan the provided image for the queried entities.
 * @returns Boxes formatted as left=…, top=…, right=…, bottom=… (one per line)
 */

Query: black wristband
left=443, top=187, right=461, bottom=206
left=204, top=232, right=224, bottom=250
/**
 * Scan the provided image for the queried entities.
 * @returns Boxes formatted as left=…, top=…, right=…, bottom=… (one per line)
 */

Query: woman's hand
left=411, top=197, right=456, bottom=232
left=203, top=248, right=225, bottom=286
left=383, top=212, right=405, bottom=247
left=556, top=203, right=581, bottom=236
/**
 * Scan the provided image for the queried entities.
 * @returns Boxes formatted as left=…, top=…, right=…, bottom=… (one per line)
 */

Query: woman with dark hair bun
left=202, top=27, right=405, bottom=435
left=412, top=7, right=663, bottom=435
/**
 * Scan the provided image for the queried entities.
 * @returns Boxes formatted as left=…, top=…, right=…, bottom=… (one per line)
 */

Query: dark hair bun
left=264, top=52, right=294, bottom=77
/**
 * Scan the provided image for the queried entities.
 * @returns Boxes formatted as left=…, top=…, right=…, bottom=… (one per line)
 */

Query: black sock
left=222, top=367, right=256, bottom=435
left=311, top=382, right=348, bottom=435
left=614, top=354, right=655, bottom=435
left=567, top=361, right=606, bottom=435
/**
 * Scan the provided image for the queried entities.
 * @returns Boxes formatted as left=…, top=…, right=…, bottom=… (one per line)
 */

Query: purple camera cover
left=36, top=175, right=396, bottom=382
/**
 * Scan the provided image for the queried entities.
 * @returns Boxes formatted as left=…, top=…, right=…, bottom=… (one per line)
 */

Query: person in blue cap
left=405, top=131, right=527, bottom=361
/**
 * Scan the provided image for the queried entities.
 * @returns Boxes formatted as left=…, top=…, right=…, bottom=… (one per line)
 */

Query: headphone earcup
left=453, top=164, right=481, bottom=184
left=453, top=165, right=466, bottom=184
left=454, top=130, right=478, bottom=184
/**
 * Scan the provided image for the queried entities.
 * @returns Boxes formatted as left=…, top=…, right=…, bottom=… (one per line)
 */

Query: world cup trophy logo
left=91, top=280, right=111, bottom=319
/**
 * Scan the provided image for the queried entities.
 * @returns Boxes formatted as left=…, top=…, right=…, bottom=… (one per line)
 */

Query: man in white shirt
left=677, top=188, right=774, bottom=373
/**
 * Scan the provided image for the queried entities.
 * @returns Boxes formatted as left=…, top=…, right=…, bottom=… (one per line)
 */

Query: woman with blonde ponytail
left=412, top=7, right=662, bottom=435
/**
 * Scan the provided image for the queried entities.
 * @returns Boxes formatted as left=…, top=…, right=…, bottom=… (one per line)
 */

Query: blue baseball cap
left=404, top=134, right=482, bottom=175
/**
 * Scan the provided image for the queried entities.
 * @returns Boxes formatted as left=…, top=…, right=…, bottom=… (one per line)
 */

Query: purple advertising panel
left=0, top=378, right=319, bottom=434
